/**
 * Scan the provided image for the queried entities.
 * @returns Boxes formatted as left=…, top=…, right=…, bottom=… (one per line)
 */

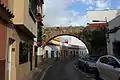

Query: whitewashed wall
left=45, top=45, right=60, bottom=58
left=87, top=10, right=120, bottom=24
left=107, top=15, right=120, bottom=55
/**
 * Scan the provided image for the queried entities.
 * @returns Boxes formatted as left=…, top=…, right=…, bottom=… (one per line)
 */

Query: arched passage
left=42, top=33, right=90, bottom=53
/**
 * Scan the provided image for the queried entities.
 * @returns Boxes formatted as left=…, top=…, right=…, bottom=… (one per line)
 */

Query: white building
left=107, top=15, right=120, bottom=56
left=44, top=35, right=89, bottom=58
left=68, top=45, right=88, bottom=57
left=44, top=37, right=61, bottom=58
left=60, top=36, right=88, bottom=57
left=87, top=10, right=120, bottom=24
left=87, top=10, right=120, bottom=55
left=60, top=35, right=89, bottom=54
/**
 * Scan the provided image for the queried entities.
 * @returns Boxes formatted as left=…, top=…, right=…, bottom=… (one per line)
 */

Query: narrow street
left=42, top=59, right=95, bottom=80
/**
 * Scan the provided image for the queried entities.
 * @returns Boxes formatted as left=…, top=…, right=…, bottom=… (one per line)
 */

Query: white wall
left=78, top=47, right=88, bottom=57
left=87, top=10, right=120, bottom=24
left=60, top=35, right=89, bottom=53
left=37, top=47, right=43, bottom=55
left=107, top=15, right=120, bottom=55
left=45, top=45, right=60, bottom=58
left=109, top=15, right=120, bottom=29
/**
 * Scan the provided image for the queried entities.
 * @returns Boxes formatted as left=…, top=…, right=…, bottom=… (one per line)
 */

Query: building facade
left=107, top=15, right=120, bottom=56
left=0, top=1, right=14, bottom=80
left=87, top=10, right=120, bottom=25
left=87, top=10, right=120, bottom=30
left=87, top=10, right=120, bottom=55
left=44, top=37, right=61, bottom=58
left=68, top=45, right=88, bottom=58
left=0, top=0, right=44, bottom=80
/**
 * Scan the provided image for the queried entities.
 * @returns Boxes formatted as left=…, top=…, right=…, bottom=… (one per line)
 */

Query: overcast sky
left=43, top=0, right=120, bottom=27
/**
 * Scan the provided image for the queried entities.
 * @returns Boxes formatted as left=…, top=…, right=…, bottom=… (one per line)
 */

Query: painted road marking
left=40, top=65, right=52, bottom=80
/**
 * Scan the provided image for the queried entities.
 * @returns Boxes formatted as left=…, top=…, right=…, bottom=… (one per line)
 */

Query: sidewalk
left=23, top=58, right=57, bottom=80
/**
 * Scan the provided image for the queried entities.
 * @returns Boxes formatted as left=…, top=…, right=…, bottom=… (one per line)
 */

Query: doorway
left=113, top=41, right=120, bottom=56
left=7, top=38, right=15, bottom=80
left=51, top=51, right=54, bottom=58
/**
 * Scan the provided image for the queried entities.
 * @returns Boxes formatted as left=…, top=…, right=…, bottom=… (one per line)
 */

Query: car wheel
left=118, top=77, right=120, bottom=80
left=84, top=66, right=87, bottom=72
left=84, top=66, right=89, bottom=73
left=94, top=69, right=101, bottom=80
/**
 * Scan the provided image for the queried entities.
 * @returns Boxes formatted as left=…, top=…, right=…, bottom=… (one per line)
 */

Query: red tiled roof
left=0, top=3, right=14, bottom=18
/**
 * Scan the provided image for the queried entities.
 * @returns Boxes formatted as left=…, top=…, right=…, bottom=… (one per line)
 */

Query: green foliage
left=90, top=31, right=106, bottom=47
left=79, top=28, right=106, bottom=48
left=37, top=25, right=42, bottom=41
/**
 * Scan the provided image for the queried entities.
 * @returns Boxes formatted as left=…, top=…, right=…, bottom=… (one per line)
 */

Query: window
left=56, top=51, right=59, bottom=57
left=113, top=41, right=120, bottom=56
left=100, top=57, right=108, bottom=64
left=71, top=51, right=72, bottom=55
left=46, top=50, right=48, bottom=58
left=29, top=0, right=38, bottom=22
left=108, top=57, right=120, bottom=67
left=19, top=41, right=29, bottom=64
left=19, top=41, right=32, bottom=64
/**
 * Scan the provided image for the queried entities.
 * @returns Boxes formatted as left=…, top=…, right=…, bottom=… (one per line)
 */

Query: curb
left=24, top=59, right=59, bottom=80
left=73, top=65, right=95, bottom=80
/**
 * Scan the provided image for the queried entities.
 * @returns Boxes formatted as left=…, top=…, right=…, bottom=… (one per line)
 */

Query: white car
left=95, top=55, right=120, bottom=80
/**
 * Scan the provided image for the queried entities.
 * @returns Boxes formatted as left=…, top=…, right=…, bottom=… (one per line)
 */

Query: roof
left=47, top=42, right=60, bottom=46
left=53, top=37, right=60, bottom=42
left=0, top=3, right=14, bottom=18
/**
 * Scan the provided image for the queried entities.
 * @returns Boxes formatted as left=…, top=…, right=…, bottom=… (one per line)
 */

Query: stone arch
left=43, top=33, right=90, bottom=53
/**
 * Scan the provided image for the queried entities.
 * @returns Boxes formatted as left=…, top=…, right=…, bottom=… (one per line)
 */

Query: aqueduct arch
left=42, top=26, right=91, bottom=53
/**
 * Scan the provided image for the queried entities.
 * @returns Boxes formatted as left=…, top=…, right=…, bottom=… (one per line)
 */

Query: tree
left=90, top=30, right=106, bottom=47
left=78, top=27, right=107, bottom=56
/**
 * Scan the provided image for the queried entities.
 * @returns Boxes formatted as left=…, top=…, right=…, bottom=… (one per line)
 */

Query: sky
left=43, top=0, right=120, bottom=27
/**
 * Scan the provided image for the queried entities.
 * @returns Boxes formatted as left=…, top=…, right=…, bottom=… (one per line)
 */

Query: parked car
left=74, top=55, right=99, bottom=73
left=83, top=56, right=99, bottom=73
left=74, top=57, right=86, bottom=70
left=95, top=55, right=120, bottom=80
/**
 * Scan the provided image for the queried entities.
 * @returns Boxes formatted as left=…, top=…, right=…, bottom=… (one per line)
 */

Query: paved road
left=42, top=59, right=95, bottom=80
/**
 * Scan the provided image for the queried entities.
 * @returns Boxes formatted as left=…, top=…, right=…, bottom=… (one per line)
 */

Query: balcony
left=11, top=0, right=37, bottom=37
